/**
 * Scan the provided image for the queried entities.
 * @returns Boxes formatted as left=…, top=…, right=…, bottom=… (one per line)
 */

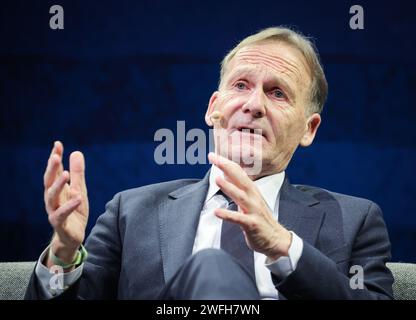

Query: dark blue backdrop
left=1, top=0, right=415, bottom=262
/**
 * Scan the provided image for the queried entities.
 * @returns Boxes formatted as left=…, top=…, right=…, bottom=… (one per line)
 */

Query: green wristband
left=49, top=245, right=88, bottom=269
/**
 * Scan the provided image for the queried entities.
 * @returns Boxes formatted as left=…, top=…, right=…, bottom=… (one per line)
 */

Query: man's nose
left=241, top=88, right=266, bottom=118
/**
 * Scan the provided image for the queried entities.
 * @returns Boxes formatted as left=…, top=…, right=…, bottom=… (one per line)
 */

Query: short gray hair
left=220, top=27, right=328, bottom=114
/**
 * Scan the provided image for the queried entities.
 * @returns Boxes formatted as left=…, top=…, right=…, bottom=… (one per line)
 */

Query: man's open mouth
left=235, top=126, right=266, bottom=139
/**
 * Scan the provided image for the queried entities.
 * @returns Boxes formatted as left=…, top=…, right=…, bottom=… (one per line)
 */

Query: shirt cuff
left=265, top=232, right=303, bottom=280
left=35, top=245, right=84, bottom=299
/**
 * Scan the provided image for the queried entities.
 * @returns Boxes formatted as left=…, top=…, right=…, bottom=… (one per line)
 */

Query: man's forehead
left=235, top=41, right=305, bottom=64
left=225, top=42, right=310, bottom=84
left=227, top=65, right=279, bottom=79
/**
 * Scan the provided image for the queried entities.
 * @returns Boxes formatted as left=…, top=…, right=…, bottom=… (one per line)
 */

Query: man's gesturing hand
left=208, top=152, right=292, bottom=261
left=44, top=141, right=89, bottom=266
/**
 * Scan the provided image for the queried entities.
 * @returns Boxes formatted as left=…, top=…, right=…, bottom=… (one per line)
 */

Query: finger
left=44, top=153, right=63, bottom=189
left=45, top=171, right=70, bottom=211
left=215, top=208, right=252, bottom=229
left=44, top=141, right=64, bottom=188
left=49, top=141, right=64, bottom=175
left=49, top=141, right=63, bottom=159
left=53, top=141, right=64, bottom=175
left=208, top=152, right=251, bottom=191
left=216, top=176, right=251, bottom=211
left=49, top=196, right=82, bottom=227
left=69, top=151, right=86, bottom=193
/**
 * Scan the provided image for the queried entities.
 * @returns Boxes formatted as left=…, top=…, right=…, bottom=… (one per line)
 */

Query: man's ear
left=205, top=91, right=219, bottom=127
left=300, top=113, right=321, bottom=147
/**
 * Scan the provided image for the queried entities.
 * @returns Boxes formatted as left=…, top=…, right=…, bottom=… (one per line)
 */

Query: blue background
left=0, top=0, right=415, bottom=262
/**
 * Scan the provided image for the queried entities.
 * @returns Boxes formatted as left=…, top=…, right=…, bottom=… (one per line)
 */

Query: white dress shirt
left=35, top=166, right=304, bottom=299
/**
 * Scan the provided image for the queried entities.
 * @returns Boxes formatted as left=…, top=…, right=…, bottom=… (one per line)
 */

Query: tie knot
left=216, top=190, right=236, bottom=210
left=216, top=190, right=230, bottom=202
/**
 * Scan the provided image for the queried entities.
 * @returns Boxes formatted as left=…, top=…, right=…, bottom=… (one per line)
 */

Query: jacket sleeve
left=273, top=202, right=394, bottom=299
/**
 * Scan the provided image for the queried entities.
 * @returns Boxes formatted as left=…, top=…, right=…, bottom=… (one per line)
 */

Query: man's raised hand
left=44, top=141, right=89, bottom=266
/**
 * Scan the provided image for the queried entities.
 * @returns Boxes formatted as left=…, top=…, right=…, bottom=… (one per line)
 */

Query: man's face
left=206, top=40, right=321, bottom=178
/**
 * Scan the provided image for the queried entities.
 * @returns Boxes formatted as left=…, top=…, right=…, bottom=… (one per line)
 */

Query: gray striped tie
left=219, top=192, right=255, bottom=280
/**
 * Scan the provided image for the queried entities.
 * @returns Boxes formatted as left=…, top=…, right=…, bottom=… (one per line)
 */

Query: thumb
left=69, top=151, right=86, bottom=193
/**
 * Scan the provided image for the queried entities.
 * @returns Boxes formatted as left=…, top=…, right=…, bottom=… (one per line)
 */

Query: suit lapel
left=158, top=171, right=210, bottom=283
left=278, top=177, right=325, bottom=247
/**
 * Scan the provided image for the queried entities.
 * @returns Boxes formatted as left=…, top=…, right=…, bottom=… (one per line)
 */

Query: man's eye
left=235, top=82, right=246, bottom=90
left=273, top=89, right=284, bottom=99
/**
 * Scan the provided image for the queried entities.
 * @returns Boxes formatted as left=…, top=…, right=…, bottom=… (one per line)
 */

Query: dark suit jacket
left=25, top=173, right=394, bottom=299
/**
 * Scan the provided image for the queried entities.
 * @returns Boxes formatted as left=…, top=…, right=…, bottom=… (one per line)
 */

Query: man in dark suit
left=25, top=27, right=394, bottom=300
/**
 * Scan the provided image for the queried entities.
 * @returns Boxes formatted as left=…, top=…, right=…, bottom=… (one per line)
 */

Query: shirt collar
left=206, top=164, right=285, bottom=212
